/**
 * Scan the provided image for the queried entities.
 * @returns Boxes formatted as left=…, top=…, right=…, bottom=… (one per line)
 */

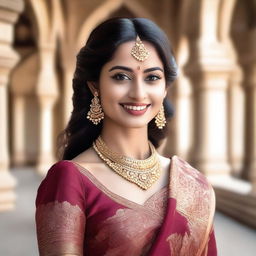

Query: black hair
left=58, top=17, right=177, bottom=160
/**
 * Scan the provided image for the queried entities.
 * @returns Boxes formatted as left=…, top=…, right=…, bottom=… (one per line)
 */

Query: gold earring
left=87, top=92, right=104, bottom=125
left=155, top=104, right=166, bottom=129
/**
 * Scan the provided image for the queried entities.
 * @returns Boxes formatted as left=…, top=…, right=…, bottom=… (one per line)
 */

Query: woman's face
left=97, top=41, right=167, bottom=129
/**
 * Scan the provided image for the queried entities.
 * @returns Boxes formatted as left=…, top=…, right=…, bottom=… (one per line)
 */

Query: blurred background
left=0, top=0, right=256, bottom=255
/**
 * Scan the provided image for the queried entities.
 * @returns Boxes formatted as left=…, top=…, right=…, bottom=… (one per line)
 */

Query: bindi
left=137, top=66, right=141, bottom=70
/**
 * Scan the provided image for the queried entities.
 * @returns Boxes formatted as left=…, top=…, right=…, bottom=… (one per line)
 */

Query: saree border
left=70, top=160, right=170, bottom=216
left=168, top=156, right=216, bottom=256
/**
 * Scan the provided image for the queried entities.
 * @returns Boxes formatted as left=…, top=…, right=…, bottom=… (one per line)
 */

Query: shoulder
left=170, top=156, right=216, bottom=250
left=39, top=160, right=85, bottom=195
left=36, top=160, right=86, bottom=209
left=41, top=160, right=88, bottom=191
left=49, top=160, right=78, bottom=171
left=45, top=160, right=81, bottom=179
left=171, top=155, right=212, bottom=188
left=170, top=156, right=216, bottom=222
left=170, top=155, right=215, bottom=205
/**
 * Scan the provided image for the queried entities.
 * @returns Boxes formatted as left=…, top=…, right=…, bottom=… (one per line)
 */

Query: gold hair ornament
left=131, top=36, right=150, bottom=62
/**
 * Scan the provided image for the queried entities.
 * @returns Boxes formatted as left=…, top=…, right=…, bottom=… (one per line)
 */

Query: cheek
left=151, top=84, right=166, bottom=102
left=100, top=78, right=130, bottom=98
left=99, top=83, right=126, bottom=110
left=101, top=86, right=125, bottom=100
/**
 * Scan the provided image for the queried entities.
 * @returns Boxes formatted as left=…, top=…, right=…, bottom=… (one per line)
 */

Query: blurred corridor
left=0, top=0, right=256, bottom=253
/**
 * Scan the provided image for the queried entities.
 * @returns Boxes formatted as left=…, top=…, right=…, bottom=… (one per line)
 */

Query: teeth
left=123, top=105, right=147, bottom=111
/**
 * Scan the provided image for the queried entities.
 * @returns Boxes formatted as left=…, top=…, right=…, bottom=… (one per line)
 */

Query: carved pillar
left=228, top=67, right=245, bottom=177
left=62, top=50, right=76, bottom=126
left=36, top=44, right=58, bottom=175
left=12, top=94, right=26, bottom=165
left=218, top=0, right=245, bottom=177
left=185, top=0, right=233, bottom=175
left=174, top=77, right=193, bottom=159
left=173, top=39, right=193, bottom=160
left=0, top=0, right=24, bottom=211
left=243, top=45, right=256, bottom=190
left=63, top=68, right=74, bottom=125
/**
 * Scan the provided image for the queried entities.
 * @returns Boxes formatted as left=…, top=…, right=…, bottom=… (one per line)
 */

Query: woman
left=35, top=18, right=217, bottom=255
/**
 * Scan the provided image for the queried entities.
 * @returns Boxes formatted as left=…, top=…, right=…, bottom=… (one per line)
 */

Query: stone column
left=173, top=38, right=193, bottom=160
left=184, top=0, right=233, bottom=175
left=217, top=0, right=245, bottom=177
left=0, top=0, right=24, bottom=211
left=36, top=44, right=58, bottom=175
left=63, top=68, right=74, bottom=125
left=243, top=52, right=256, bottom=190
left=228, top=67, right=245, bottom=177
left=62, top=49, right=76, bottom=126
left=174, top=74, right=193, bottom=160
left=37, top=96, right=57, bottom=174
left=12, top=94, right=26, bottom=165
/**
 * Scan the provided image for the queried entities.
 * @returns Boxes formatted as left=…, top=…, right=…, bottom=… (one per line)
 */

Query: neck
left=100, top=123, right=150, bottom=160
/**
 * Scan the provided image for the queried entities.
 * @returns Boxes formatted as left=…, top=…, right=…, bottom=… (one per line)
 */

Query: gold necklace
left=93, top=136, right=161, bottom=190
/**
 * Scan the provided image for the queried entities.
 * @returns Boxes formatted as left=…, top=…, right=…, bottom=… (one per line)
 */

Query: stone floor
left=0, top=167, right=256, bottom=256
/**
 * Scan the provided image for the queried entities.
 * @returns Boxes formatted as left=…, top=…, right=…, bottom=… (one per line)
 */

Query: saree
left=35, top=156, right=217, bottom=255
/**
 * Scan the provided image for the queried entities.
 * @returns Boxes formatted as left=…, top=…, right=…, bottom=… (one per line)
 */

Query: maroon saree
left=35, top=156, right=217, bottom=255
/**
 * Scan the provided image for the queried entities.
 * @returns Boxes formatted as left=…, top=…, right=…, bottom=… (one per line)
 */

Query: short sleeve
left=35, top=161, right=86, bottom=255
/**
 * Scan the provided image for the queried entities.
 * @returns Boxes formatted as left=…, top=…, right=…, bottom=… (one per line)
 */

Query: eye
left=145, top=74, right=161, bottom=81
left=111, top=73, right=131, bottom=81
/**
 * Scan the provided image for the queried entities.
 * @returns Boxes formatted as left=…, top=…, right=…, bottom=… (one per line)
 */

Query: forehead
left=106, top=41, right=163, bottom=69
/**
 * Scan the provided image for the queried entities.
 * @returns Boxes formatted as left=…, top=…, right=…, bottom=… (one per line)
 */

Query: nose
left=128, top=77, right=146, bottom=101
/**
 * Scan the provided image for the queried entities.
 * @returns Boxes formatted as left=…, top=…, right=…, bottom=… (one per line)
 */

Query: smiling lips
left=120, top=103, right=150, bottom=116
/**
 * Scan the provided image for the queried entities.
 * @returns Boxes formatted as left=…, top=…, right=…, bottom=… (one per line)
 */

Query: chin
left=104, top=114, right=153, bottom=129
left=119, top=121, right=150, bottom=129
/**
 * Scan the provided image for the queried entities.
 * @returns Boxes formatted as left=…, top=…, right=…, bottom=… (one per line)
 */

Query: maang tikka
left=131, top=36, right=149, bottom=62
left=87, top=91, right=104, bottom=125
left=155, top=104, right=166, bottom=129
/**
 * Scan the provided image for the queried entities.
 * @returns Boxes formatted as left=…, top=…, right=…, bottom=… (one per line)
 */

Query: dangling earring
left=87, top=91, right=104, bottom=125
left=155, top=104, right=166, bottom=129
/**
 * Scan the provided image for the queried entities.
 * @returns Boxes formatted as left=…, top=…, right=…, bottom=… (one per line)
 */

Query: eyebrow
left=144, top=67, right=164, bottom=73
left=109, top=66, right=132, bottom=72
left=108, top=65, right=164, bottom=73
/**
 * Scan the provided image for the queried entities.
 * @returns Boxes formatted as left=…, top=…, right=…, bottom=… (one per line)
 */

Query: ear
left=164, top=88, right=167, bottom=98
left=87, top=81, right=99, bottom=95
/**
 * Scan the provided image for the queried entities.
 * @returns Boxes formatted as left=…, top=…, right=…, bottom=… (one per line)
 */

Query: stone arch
left=11, top=2, right=38, bottom=93
left=218, top=0, right=246, bottom=177
left=168, top=0, right=194, bottom=160
left=9, top=2, right=40, bottom=166
left=28, top=0, right=51, bottom=43
left=229, top=0, right=256, bottom=182
left=183, top=0, right=201, bottom=40
left=28, top=0, right=64, bottom=45
left=53, top=36, right=66, bottom=138
left=230, top=0, right=256, bottom=56
left=76, top=0, right=154, bottom=50
left=9, top=52, right=41, bottom=166
left=9, top=0, right=62, bottom=168
left=10, top=53, right=39, bottom=95
left=217, top=0, right=236, bottom=43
